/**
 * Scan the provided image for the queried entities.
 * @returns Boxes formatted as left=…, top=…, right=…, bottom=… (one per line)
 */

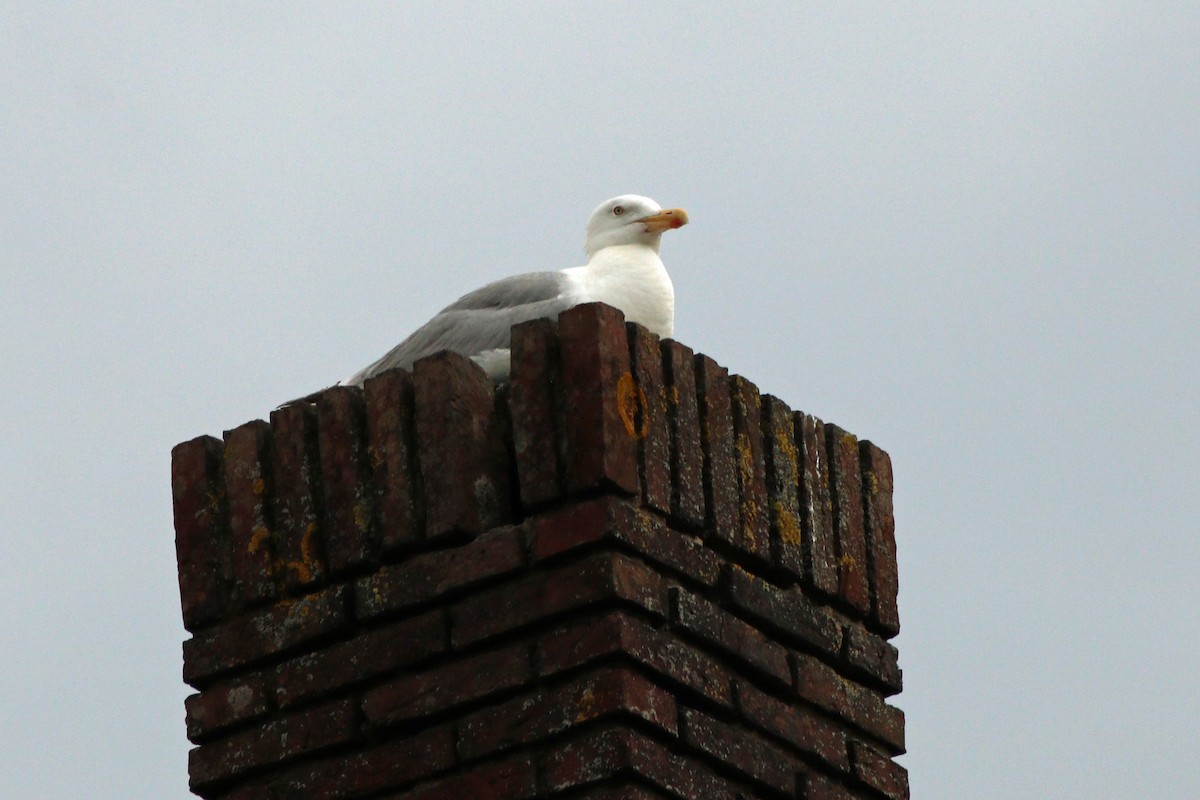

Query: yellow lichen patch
left=286, top=560, right=314, bottom=584
left=248, top=525, right=271, bottom=554
left=864, top=472, right=879, bottom=495
left=353, top=502, right=372, bottom=532
left=616, top=372, right=649, bottom=440
left=252, top=477, right=265, bottom=495
left=773, top=501, right=802, bottom=546
left=667, top=384, right=680, bottom=406
left=575, top=687, right=597, bottom=722
left=840, top=553, right=859, bottom=572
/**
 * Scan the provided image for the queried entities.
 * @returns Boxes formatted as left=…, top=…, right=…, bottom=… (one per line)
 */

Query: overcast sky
left=2, top=4, right=1197, bottom=798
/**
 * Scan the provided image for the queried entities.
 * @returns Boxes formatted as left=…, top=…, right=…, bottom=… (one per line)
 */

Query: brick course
left=174, top=303, right=905, bottom=798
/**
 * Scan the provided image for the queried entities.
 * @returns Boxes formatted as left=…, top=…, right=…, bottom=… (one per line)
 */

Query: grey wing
left=342, top=271, right=573, bottom=385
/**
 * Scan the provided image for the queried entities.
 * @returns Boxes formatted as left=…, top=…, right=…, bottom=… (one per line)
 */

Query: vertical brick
left=761, top=395, right=805, bottom=582
left=860, top=441, right=900, bottom=637
left=694, top=354, right=738, bottom=547
left=730, top=375, right=770, bottom=562
left=798, top=412, right=839, bottom=596
left=224, top=421, right=279, bottom=608
left=628, top=323, right=671, bottom=515
left=827, top=424, right=870, bottom=616
left=413, top=352, right=511, bottom=539
left=558, top=303, right=639, bottom=496
left=508, top=318, right=563, bottom=509
left=172, top=436, right=230, bottom=629
left=364, top=368, right=423, bottom=553
left=316, top=386, right=377, bottom=574
left=269, top=403, right=326, bottom=592
left=662, top=340, right=705, bottom=531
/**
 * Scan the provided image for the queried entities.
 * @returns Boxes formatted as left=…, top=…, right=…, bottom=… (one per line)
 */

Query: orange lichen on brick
left=616, top=371, right=649, bottom=440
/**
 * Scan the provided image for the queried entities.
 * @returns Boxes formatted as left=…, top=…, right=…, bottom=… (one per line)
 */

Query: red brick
left=694, top=355, right=739, bottom=548
left=363, top=368, right=423, bottom=553
left=268, top=725, right=454, bottom=800
left=363, top=642, right=530, bottom=726
left=827, top=424, right=870, bottom=616
left=356, top=524, right=526, bottom=620
left=182, top=584, right=350, bottom=687
left=725, top=564, right=842, bottom=656
left=316, top=386, right=377, bottom=574
left=537, top=610, right=733, bottom=707
left=842, top=623, right=903, bottom=695
left=413, top=351, right=511, bottom=539
left=185, top=673, right=272, bottom=743
left=733, top=679, right=849, bottom=771
left=860, top=441, right=900, bottom=637
left=761, top=395, right=805, bottom=581
left=679, top=707, right=800, bottom=796
left=558, top=302, right=639, bottom=496
left=269, top=403, right=326, bottom=591
left=849, top=739, right=910, bottom=800
left=669, top=587, right=790, bottom=688
left=172, top=436, right=231, bottom=630
left=805, top=771, right=868, bottom=800
left=215, top=786, right=273, bottom=800
left=530, top=495, right=720, bottom=587
left=457, top=666, right=677, bottom=761
left=563, top=783, right=675, bottom=800
left=628, top=323, right=672, bottom=515
left=188, top=698, right=358, bottom=790
left=509, top=317, right=564, bottom=509
left=797, top=412, right=839, bottom=596
left=542, top=725, right=751, bottom=800
left=793, top=651, right=905, bottom=754
left=224, top=421, right=280, bottom=608
left=662, top=340, right=705, bottom=531
left=730, top=375, right=771, bottom=563
left=381, top=757, right=537, bottom=800
left=274, top=610, right=446, bottom=709
left=450, top=551, right=667, bottom=649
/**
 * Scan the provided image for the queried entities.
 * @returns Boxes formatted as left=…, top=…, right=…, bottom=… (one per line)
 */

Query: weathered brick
left=316, top=386, right=377, bottom=574
left=457, top=666, right=677, bottom=761
left=849, top=739, right=910, bottom=800
left=725, top=564, right=842, bottom=657
left=761, top=395, right=805, bottom=581
left=797, top=412, right=839, bottom=596
left=628, top=323, right=672, bottom=515
left=793, top=650, right=906, bottom=754
left=173, top=435, right=231, bottom=630
left=680, top=707, right=799, bottom=796
left=860, top=441, right=900, bottom=637
left=182, top=584, right=351, bottom=687
left=413, top=351, right=511, bottom=539
left=188, top=698, right=358, bottom=790
left=224, top=421, right=280, bottom=608
left=827, top=424, right=871, bottom=616
left=842, top=623, right=903, bottom=695
left=356, top=524, right=526, bottom=620
left=537, top=610, right=733, bottom=707
left=563, top=783, right=675, bottom=800
left=662, top=340, right=705, bottom=531
left=558, top=302, right=640, bottom=495
left=268, top=725, right=454, bottom=800
left=730, top=375, right=771, bottom=562
left=530, top=495, right=720, bottom=586
left=542, top=725, right=750, bottom=800
left=669, top=587, right=790, bottom=688
left=362, top=642, right=530, bottom=726
left=269, top=403, right=326, bottom=591
left=508, top=318, right=563, bottom=509
left=734, top=679, right=849, bottom=771
left=185, top=673, right=272, bottom=743
left=363, top=368, right=422, bottom=553
left=805, top=771, right=867, bottom=800
left=382, top=756, right=537, bottom=800
left=274, top=610, right=446, bottom=709
left=694, top=355, right=739, bottom=548
left=450, top=551, right=667, bottom=649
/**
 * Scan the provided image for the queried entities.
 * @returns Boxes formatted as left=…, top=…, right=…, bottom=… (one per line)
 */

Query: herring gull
left=339, top=194, right=688, bottom=385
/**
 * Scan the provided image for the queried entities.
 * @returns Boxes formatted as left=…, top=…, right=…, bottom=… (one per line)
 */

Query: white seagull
left=339, top=194, right=688, bottom=385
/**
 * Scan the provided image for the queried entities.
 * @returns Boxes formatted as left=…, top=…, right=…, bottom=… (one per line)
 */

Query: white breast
left=561, top=244, right=675, bottom=338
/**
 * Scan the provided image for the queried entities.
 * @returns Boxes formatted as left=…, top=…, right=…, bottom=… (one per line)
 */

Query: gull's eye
left=612, top=205, right=625, bottom=216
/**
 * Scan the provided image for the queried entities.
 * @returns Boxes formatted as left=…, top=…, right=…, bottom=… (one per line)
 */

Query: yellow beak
left=640, top=208, right=689, bottom=233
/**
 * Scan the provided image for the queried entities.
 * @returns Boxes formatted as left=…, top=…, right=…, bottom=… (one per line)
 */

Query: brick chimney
left=172, top=302, right=905, bottom=800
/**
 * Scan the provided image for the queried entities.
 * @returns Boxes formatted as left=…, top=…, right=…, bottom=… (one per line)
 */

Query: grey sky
left=2, top=4, right=1197, bottom=798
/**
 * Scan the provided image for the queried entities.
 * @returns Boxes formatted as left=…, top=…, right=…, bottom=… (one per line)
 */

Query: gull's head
left=584, top=194, right=689, bottom=258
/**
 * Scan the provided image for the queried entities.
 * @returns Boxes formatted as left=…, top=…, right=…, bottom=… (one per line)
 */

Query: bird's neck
left=566, top=244, right=675, bottom=338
